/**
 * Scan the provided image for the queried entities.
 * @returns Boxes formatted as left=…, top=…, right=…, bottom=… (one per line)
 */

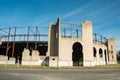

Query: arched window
left=99, top=48, right=103, bottom=57
left=104, top=49, right=107, bottom=64
left=93, top=47, right=97, bottom=57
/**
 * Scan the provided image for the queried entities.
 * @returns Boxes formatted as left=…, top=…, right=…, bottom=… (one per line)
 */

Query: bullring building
left=0, top=18, right=117, bottom=66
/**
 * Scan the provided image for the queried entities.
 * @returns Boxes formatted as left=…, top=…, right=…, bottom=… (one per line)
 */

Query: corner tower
left=107, top=38, right=117, bottom=64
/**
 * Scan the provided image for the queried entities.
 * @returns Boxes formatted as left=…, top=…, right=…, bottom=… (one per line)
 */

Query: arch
left=72, top=42, right=83, bottom=66
left=93, top=47, right=97, bottom=57
left=99, top=48, right=103, bottom=57
left=104, top=49, right=107, bottom=64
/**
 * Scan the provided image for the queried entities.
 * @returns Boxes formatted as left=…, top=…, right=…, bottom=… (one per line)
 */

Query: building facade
left=0, top=18, right=117, bottom=66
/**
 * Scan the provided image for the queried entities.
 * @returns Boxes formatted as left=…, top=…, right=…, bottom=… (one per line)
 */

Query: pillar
left=81, top=20, right=94, bottom=66
left=48, top=18, right=60, bottom=66
left=107, top=38, right=117, bottom=64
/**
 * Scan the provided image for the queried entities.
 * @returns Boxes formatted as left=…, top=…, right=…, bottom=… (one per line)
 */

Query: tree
left=117, top=50, right=120, bottom=62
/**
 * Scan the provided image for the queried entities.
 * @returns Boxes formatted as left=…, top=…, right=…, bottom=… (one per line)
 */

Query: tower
left=107, top=38, right=117, bottom=64
left=81, top=20, right=94, bottom=66
left=48, top=18, right=60, bottom=66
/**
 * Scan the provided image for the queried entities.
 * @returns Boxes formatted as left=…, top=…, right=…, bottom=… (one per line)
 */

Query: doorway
left=72, top=42, right=83, bottom=66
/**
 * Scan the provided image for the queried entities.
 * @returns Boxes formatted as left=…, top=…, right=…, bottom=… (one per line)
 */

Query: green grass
left=0, top=64, right=120, bottom=69
left=57, top=64, right=120, bottom=69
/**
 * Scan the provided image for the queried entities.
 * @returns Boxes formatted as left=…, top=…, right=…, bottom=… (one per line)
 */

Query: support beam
left=12, top=27, right=16, bottom=57
left=26, top=26, right=30, bottom=49
left=6, top=28, right=11, bottom=56
left=35, top=26, right=38, bottom=50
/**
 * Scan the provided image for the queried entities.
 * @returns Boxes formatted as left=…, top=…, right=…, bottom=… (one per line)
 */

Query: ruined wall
left=22, top=48, right=30, bottom=61
left=48, top=18, right=117, bottom=67
left=48, top=19, right=60, bottom=56
left=22, top=48, right=49, bottom=65
left=31, top=50, right=39, bottom=60
left=0, top=55, right=15, bottom=64
left=0, top=18, right=117, bottom=66
left=49, top=19, right=95, bottom=66
left=0, top=55, right=7, bottom=64
left=81, top=20, right=94, bottom=66
left=48, top=18, right=60, bottom=66
left=93, top=43, right=108, bottom=65
left=107, top=38, right=117, bottom=64
left=59, top=38, right=82, bottom=66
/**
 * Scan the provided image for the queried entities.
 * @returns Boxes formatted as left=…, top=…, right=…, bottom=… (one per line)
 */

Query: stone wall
left=48, top=18, right=117, bottom=67
left=81, top=20, right=94, bottom=66
left=0, top=55, right=15, bottom=64
left=93, top=43, right=108, bottom=65
left=107, top=38, right=117, bottom=64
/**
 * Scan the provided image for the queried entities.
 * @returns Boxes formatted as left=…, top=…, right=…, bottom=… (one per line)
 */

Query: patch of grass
left=0, top=64, right=120, bottom=69
left=93, top=64, right=120, bottom=69
left=57, top=64, right=120, bottom=69
left=78, top=64, right=120, bottom=69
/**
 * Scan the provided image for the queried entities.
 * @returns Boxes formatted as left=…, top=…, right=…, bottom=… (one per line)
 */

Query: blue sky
left=0, top=0, right=120, bottom=51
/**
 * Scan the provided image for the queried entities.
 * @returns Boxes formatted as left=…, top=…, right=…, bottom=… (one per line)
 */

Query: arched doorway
left=93, top=47, right=97, bottom=57
left=104, top=49, right=107, bottom=64
left=72, top=42, right=83, bottom=66
left=99, top=48, right=103, bottom=57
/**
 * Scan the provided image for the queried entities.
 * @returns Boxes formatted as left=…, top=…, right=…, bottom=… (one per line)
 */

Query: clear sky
left=0, top=0, right=120, bottom=51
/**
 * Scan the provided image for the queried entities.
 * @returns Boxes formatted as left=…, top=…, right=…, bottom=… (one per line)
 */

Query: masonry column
left=48, top=18, right=60, bottom=66
left=81, top=20, right=94, bottom=66
left=107, top=38, right=117, bottom=64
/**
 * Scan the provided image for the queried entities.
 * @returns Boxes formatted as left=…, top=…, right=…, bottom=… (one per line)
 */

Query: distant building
left=0, top=18, right=117, bottom=66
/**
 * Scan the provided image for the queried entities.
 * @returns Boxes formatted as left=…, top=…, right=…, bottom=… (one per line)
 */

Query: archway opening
left=104, top=49, right=107, bottom=64
left=72, top=42, right=83, bottom=66
left=93, top=47, right=97, bottom=57
left=99, top=48, right=103, bottom=57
